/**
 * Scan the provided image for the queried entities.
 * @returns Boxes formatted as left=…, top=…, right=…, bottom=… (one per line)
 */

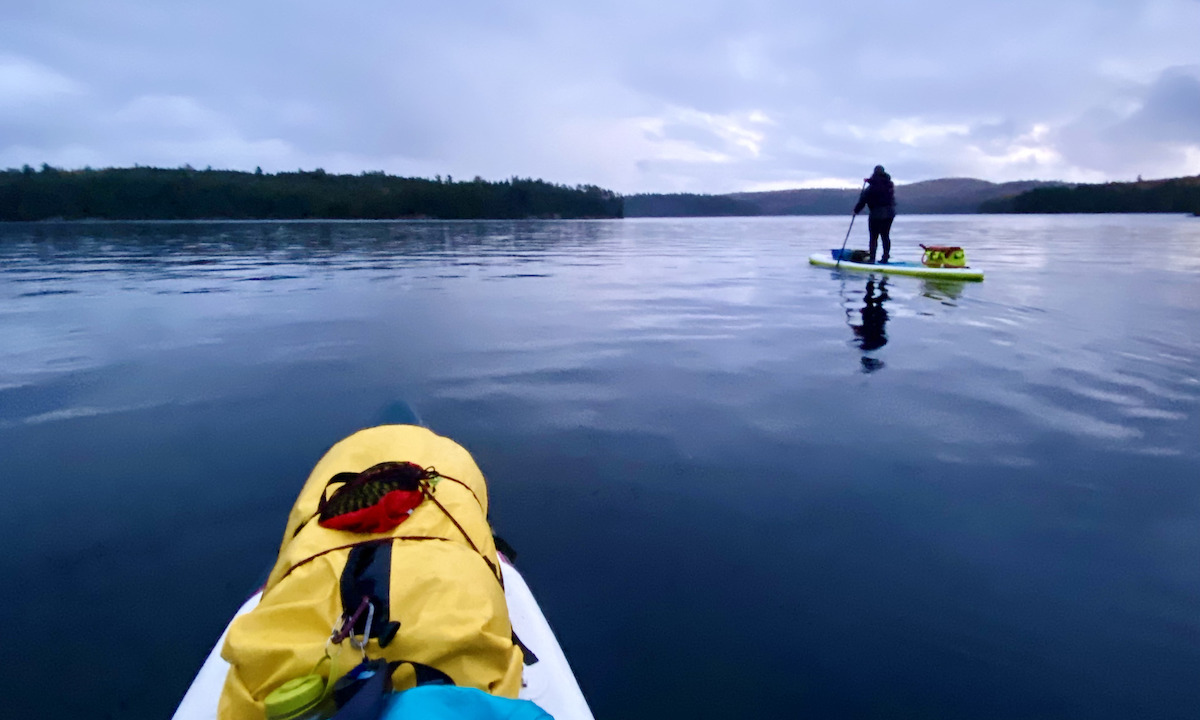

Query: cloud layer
left=2, top=1, right=1198, bottom=193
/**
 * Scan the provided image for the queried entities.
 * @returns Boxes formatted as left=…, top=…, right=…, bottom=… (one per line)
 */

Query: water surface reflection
left=1, top=216, right=1199, bottom=720
left=844, top=276, right=890, bottom=372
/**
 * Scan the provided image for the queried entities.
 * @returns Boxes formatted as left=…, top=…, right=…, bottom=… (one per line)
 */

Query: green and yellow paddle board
left=809, top=252, right=984, bottom=281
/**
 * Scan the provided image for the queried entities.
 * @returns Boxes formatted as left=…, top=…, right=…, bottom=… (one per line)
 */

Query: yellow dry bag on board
left=920, top=244, right=968, bottom=268
left=218, top=425, right=524, bottom=720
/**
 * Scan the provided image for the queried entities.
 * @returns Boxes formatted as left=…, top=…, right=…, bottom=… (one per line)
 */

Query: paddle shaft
left=835, top=180, right=868, bottom=268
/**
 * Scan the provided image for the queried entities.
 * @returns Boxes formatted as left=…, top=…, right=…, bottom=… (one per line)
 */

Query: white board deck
left=172, top=556, right=594, bottom=720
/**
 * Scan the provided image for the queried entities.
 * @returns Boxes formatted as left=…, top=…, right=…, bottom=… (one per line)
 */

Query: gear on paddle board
left=318, top=461, right=427, bottom=533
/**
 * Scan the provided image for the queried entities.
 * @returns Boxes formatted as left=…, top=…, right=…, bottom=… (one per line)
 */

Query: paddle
left=836, top=180, right=868, bottom=268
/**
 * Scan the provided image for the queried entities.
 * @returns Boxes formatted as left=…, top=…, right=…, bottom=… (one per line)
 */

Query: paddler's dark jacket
left=854, top=171, right=896, bottom=218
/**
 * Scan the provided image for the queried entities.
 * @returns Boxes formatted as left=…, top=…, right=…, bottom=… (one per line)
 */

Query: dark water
left=1, top=216, right=1198, bottom=719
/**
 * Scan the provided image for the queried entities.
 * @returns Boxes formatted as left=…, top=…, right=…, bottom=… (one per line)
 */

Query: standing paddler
left=852, top=165, right=896, bottom=264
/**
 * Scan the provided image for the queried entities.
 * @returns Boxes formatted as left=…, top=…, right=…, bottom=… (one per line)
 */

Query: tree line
left=626, top=179, right=1066, bottom=217
left=981, top=175, right=1200, bottom=214
left=623, top=193, right=762, bottom=217
left=0, top=165, right=624, bottom=221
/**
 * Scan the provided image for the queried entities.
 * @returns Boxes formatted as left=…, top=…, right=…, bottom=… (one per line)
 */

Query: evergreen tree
left=0, top=166, right=624, bottom=221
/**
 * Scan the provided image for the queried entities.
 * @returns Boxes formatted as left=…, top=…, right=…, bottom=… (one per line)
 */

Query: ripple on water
left=0, top=402, right=165, bottom=429
left=1, top=217, right=1199, bottom=720
left=17, top=289, right=78, bottom=297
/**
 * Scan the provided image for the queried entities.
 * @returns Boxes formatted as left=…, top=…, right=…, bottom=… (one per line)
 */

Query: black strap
left=493, top=534, right=518, bottom=563
left=389, top=659, right=456, bottom=687
left=330, top=658, right=395, bottom=720
left=512, top=631, right=539, bottom=665
left=340, top=544, right=401, bottom=648
left=291, top=471, right=359, bottom=538
left=327, top=658, right=455, bottom=720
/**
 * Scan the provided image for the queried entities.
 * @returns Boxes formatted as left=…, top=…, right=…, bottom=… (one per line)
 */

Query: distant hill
left=982, top=175, right=1200, bottom=214
left=628, top=178, right=1065, bottom=217
left=892, top=178, right=1061, bottom=214
left=623, top=193, right=761, bottom=217
left=727, top=187, right=858, bottom=215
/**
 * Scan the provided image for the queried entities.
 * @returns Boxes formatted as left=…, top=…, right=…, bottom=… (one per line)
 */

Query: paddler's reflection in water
left=850, top=277, right=889, bottom=372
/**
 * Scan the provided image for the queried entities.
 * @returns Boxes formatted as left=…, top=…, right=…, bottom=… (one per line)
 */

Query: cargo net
left=919, top=244, right=968, bottom=268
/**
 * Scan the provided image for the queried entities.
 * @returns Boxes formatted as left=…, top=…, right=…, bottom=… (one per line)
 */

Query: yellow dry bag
left=218, top=425, right=524, bottom=720
left=920, top=244, right=968, bottom=268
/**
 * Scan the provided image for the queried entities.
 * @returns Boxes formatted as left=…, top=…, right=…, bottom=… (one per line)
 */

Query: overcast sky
left=2, top=1, right=1198, bottom=193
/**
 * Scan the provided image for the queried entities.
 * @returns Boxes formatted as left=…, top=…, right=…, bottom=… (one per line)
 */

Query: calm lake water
left=1, top=215, right=1198, bottom=719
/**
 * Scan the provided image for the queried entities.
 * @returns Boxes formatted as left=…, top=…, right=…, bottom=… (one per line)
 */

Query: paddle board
left=809, top=252, right=984, bottom=281
left=172, top=403, right=593, bottom=720
left=171, top=555, right=594, bottom=720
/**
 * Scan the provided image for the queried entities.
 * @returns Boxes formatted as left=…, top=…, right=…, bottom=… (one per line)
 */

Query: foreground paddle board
left=174, top=404, right=592, bottom=720
left=172, top=555, right=594, bottom=720
left=809, top=252, right=984, bottom=281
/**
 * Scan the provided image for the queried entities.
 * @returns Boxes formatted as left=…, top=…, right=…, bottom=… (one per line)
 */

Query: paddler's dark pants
left=868, top=210, right=895, bottom=263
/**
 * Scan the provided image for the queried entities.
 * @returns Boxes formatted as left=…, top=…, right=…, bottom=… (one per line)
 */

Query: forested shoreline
left=0, top=165, right=624, bottom=221
left=4, top=165, right=1197, bottom=221
left=624, top=193, right=763, bottom=217
left=630, top=176, right=1200, bottom=217
left=981, top=175, right=1200, bottom=214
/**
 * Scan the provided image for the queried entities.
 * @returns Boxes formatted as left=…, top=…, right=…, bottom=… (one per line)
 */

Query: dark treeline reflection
left=0, top=218, right=624, bottom=279
left=0, top=165, right=624, bottom=221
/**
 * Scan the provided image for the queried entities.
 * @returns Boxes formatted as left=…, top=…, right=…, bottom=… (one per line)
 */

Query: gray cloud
left=2, top=0, right=1198, bottom=192
left=1055, top=66, right=1200, bottom=178
left=1120, top=67, right=1200, bottom=143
